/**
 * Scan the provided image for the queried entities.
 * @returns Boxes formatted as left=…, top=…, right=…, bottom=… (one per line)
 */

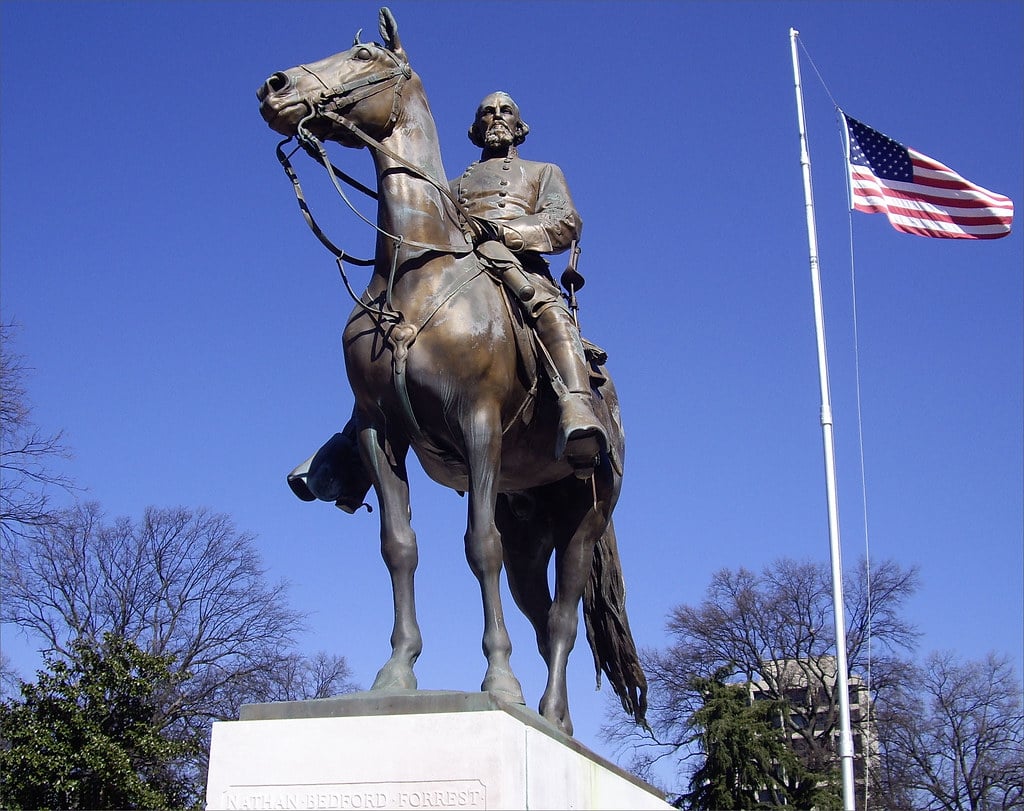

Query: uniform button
left=497, top=202, right=506, bottom=207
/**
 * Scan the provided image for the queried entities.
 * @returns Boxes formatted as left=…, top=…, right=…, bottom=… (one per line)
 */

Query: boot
left=534, top=306, right=608, bottom=473
left=286, top=419, right=373, bottom=514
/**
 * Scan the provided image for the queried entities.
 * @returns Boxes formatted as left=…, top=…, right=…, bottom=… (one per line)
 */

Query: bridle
left=271, top=45, right=498, bottom=442
left=273, top=45, right=480, bottom=323
left=298, top=43, right=410, bottom=136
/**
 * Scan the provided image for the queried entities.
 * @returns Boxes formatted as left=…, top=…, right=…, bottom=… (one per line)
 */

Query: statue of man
left=288, top=92, right=607, bottom=510
left=455, top=91, right=606, bottom=467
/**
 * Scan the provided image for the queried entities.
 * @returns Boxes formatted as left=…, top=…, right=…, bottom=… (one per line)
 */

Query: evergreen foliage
left=0, top=633, right=202, bottom=810
left=677, top=667, right=836, bottom=810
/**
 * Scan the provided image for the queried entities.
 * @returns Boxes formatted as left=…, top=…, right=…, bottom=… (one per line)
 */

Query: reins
left=272, top=51, right=504, bottom=444
left=275, top=138, right=374, bottom=267
left=274, top=50, right=483, bottom=325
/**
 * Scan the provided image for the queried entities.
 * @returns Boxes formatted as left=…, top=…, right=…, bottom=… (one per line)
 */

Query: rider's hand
left=473, top=217, right=504, bottom=244
left=501, top=227, right=525, bottom=252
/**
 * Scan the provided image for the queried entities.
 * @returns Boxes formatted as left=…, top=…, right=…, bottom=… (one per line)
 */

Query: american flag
left=844, top=114, right=1013, bottom=240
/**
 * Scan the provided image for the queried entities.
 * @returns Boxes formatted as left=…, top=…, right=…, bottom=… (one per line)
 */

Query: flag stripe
left=852, top=198, right=1012, bottom=231
left=852, top=213, right=1009, bottom=239
left=852, top=204, right=1010, bottom=229
left=909, top=159, right=1013, bottom=203
left=850, top=173, right=1013, bottom=217
left=849, top=194, right=1010, bottom=236
left=850, top=200, right=1011, bottom=237
left=850, top=183, right=1013, bottom=235
left=844, top=114, right=1013, bottom=240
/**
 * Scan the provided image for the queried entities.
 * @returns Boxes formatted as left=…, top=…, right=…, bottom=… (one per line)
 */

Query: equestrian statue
left=256, top=6, right=646, bottom=736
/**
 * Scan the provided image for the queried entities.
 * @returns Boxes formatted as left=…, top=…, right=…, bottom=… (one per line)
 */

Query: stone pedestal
left=206, top=690, right=670, bottom=810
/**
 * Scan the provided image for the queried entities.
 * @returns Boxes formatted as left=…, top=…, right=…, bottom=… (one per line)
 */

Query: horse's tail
left=583, top=518, right=649, bottom=728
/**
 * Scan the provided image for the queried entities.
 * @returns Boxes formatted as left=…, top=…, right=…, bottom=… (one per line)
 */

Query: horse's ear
left=378, top=7, right=405, bottom=57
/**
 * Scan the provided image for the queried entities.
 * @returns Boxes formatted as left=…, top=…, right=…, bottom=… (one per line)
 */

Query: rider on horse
left=454, top=91, right=607, bottom=469
left=287, top=91, right=607, bottom=509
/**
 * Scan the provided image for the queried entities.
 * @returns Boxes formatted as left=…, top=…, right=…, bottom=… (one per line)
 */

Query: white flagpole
left=789, top=28, right=857, bottom=810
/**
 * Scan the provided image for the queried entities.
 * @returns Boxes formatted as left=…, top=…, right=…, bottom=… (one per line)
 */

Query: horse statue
left=256, top=6, right=646, bottom=736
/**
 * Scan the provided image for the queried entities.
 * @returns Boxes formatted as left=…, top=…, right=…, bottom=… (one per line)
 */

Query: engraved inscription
left=218, top=780, right=487, bottom=810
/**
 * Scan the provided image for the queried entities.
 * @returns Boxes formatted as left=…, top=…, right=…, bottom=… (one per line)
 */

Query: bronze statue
left=453, top=91, right=607, bottom=467
left=257, top=7, right=646, bottom=735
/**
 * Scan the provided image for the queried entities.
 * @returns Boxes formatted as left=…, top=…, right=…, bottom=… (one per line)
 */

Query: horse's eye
left=354, top=47, right=373, bottom=61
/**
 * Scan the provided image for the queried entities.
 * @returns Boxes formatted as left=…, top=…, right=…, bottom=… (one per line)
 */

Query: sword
left=559, top=241, right=584, bottom=329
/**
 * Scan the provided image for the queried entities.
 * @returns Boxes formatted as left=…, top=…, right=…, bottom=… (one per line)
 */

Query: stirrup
left=555, top=392, right=607, bottom=472
left=564, top=434, right=601, bottom=479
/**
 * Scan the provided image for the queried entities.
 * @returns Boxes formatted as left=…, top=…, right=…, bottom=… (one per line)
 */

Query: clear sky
left=2, top=0, right=1021, bottom=779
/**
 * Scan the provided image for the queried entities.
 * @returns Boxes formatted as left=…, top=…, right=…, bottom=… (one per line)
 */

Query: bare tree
left=1, top=502, right=358, bottom=782
left=245, top=651, right=357, bottom=706
left=0, top=321, right=75, bottom=546
left=872, top=651, right=1024, bottom=811
left=0, top=651, right=20, bottom=700
left=1, top=323, right=358, bottom=798
left=602, top=557, right=919, bottom=800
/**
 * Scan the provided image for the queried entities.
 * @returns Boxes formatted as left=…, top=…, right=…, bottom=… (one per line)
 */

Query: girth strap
left=379, top=259, right=486, bottom=447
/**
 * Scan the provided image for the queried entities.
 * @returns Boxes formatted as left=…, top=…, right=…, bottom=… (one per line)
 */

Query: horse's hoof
left=371, top=661, right=417, bottom=691
left=541, top=710, right=573, bottom=736
left=540, top=694, right=573, bottom=736
left=482, top=668, right=525, bottom=705
left=551, top=713, right=574, bottom=736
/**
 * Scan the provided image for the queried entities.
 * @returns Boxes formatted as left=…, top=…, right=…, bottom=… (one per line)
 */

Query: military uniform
left=452, top=155, right=605, bottom=469
left=453, top=156, right=581, bottom=254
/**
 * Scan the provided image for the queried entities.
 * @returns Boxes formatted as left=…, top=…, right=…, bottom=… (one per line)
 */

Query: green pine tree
left=678, top=668, right=822, bottom=810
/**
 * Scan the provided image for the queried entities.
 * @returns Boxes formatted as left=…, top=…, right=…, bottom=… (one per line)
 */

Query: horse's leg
left=463, top=409, right=525, bottom=704
left=539, top=473, right=613, bottom=735
left=359, top=423, right=421, bottom=690
left=497, top=493, right=555, bottom=665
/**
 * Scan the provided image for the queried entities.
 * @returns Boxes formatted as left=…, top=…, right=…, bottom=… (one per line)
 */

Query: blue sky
left=2, top=0, right=1021, bottom=781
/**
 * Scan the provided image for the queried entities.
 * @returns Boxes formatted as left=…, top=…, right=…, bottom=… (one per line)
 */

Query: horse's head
left=257, top=7, right=410, bottom=147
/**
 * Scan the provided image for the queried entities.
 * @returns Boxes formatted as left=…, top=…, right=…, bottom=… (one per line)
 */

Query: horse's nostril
left=257, top=71, right=291, bottom=101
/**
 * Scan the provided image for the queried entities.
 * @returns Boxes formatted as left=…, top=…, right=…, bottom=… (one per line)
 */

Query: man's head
left=468, top=91, right=530, bottom=150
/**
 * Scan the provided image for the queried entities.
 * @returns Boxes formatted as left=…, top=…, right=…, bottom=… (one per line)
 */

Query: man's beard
left=483, top=122, right=514, bottom=149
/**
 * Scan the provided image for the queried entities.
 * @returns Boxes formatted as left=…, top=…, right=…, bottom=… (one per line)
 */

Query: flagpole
left=789, top=28, right=857, bottom=810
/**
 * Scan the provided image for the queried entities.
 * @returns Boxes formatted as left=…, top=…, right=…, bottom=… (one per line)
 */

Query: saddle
left=287, top=247, right=618, bottom=512
left=477, top=248, right=621, bottom=478
left=475, top=243, right=609, bottom=390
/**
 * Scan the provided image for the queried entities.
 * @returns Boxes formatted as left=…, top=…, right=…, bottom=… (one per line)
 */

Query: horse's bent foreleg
left=360, top=424, right=421, bottom=691
left=463, top=409, right=524, bottom=704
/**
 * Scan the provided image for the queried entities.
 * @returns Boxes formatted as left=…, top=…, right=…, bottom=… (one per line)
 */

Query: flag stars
left=847, top=116, right=913, bottom=181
